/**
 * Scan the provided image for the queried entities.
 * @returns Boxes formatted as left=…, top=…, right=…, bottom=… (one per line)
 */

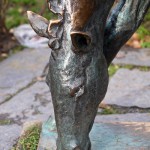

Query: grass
left=108, top=64, right=150, bottom=77
left=137, top=9, right=150, bottom=48
left=137, top=25, right=150, bottom=48
left=13, top=123, right=41, bottom=150
left=137, top=26, right=150, bottom=40
left=99, top=106, right=150, bottom=115
left=0, top=119, right=12, bottom=125
left=108, top=65, right=120, bottom=77
left=99, top=107, right=118, bottom=115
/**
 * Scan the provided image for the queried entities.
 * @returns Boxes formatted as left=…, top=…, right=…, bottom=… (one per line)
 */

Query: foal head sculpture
left=27, top=0, right=150, bottom=149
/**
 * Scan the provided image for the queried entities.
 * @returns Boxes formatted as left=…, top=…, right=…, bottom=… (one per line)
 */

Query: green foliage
left=6, top=7, right=27, bottom=29
left=136, top=10, right=150, bottom=47
left=141, top=42, right=150, bottom=48
left=6, top=0, right=55, bottom=29
left=11, top=0, right=36, bottom=5
left=137, top=26, right=150, bottom=40
left=143, top=9, right=150, bottom=25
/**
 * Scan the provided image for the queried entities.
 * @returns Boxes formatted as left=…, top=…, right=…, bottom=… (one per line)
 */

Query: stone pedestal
left=38, top=118, right=150, bottom=150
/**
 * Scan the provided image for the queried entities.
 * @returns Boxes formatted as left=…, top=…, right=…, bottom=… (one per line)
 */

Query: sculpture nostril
left=71, top=31, right=91, bottom=53
left=75, top=35, right=88, bottom=48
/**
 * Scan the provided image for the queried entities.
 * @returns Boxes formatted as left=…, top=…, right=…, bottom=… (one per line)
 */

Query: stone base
left=38, top=118, right=150, bottom=150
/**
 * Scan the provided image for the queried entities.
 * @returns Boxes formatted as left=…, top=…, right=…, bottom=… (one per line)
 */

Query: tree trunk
left=0, top=0, right=8, bottom=37
left=28, top=0, right=150, bottom=149
left=0, top=0, right=15, bottom=53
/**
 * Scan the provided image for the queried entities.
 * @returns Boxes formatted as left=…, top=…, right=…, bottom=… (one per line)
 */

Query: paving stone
left=0, top=81, right=54, bottom=150
left=0, top=48, right=50, bottom=104
left=104, top=69, right=150, bottom=108
left=0, top=124, right=22, bottom=150
left=95, top=113, right=150, bottom=123
left=38, top=118, right=150, bottom=150
left=113, top=47, right=150, bottom=67
left=91, top=122, right=150, bottom=149
left=0, top=81, right=54, bottom=125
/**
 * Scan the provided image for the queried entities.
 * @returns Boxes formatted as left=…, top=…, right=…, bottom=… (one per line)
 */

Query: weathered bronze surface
left=27, top=0, right=150, bottom=149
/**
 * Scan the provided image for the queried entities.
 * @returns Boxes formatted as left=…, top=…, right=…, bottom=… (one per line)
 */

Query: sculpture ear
left=27, top=11, right=49, bottom=38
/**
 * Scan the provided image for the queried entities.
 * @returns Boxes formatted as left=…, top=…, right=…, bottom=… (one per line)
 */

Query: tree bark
left=0, top=0, right=8, bottom=36
left=28, top=0, right=150, bottom=149
left=0, top=0, right=16, bottom=53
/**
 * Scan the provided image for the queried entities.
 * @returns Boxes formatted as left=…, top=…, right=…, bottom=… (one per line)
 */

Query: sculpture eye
left=70, top=31, right=91, bottom=53
left=48, top=38, right=60, bottom=50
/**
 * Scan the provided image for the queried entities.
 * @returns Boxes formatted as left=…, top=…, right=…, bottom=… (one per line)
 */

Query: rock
left=0, top=124, right=22, bottom=150
left=104, top=69, right=150, bottom=108
left=0, top=81, right=54, bottom=125
left=13, top=24, right=49, bottom=48
left=113, top=47, right=150, bottom=67
left=0, top=48, right=50, bottom=104
left=95, top=113, right=150, bottom=123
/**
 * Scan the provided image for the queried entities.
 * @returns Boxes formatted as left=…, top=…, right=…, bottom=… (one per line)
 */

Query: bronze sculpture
left=27, top=0, right=150, bottom=149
